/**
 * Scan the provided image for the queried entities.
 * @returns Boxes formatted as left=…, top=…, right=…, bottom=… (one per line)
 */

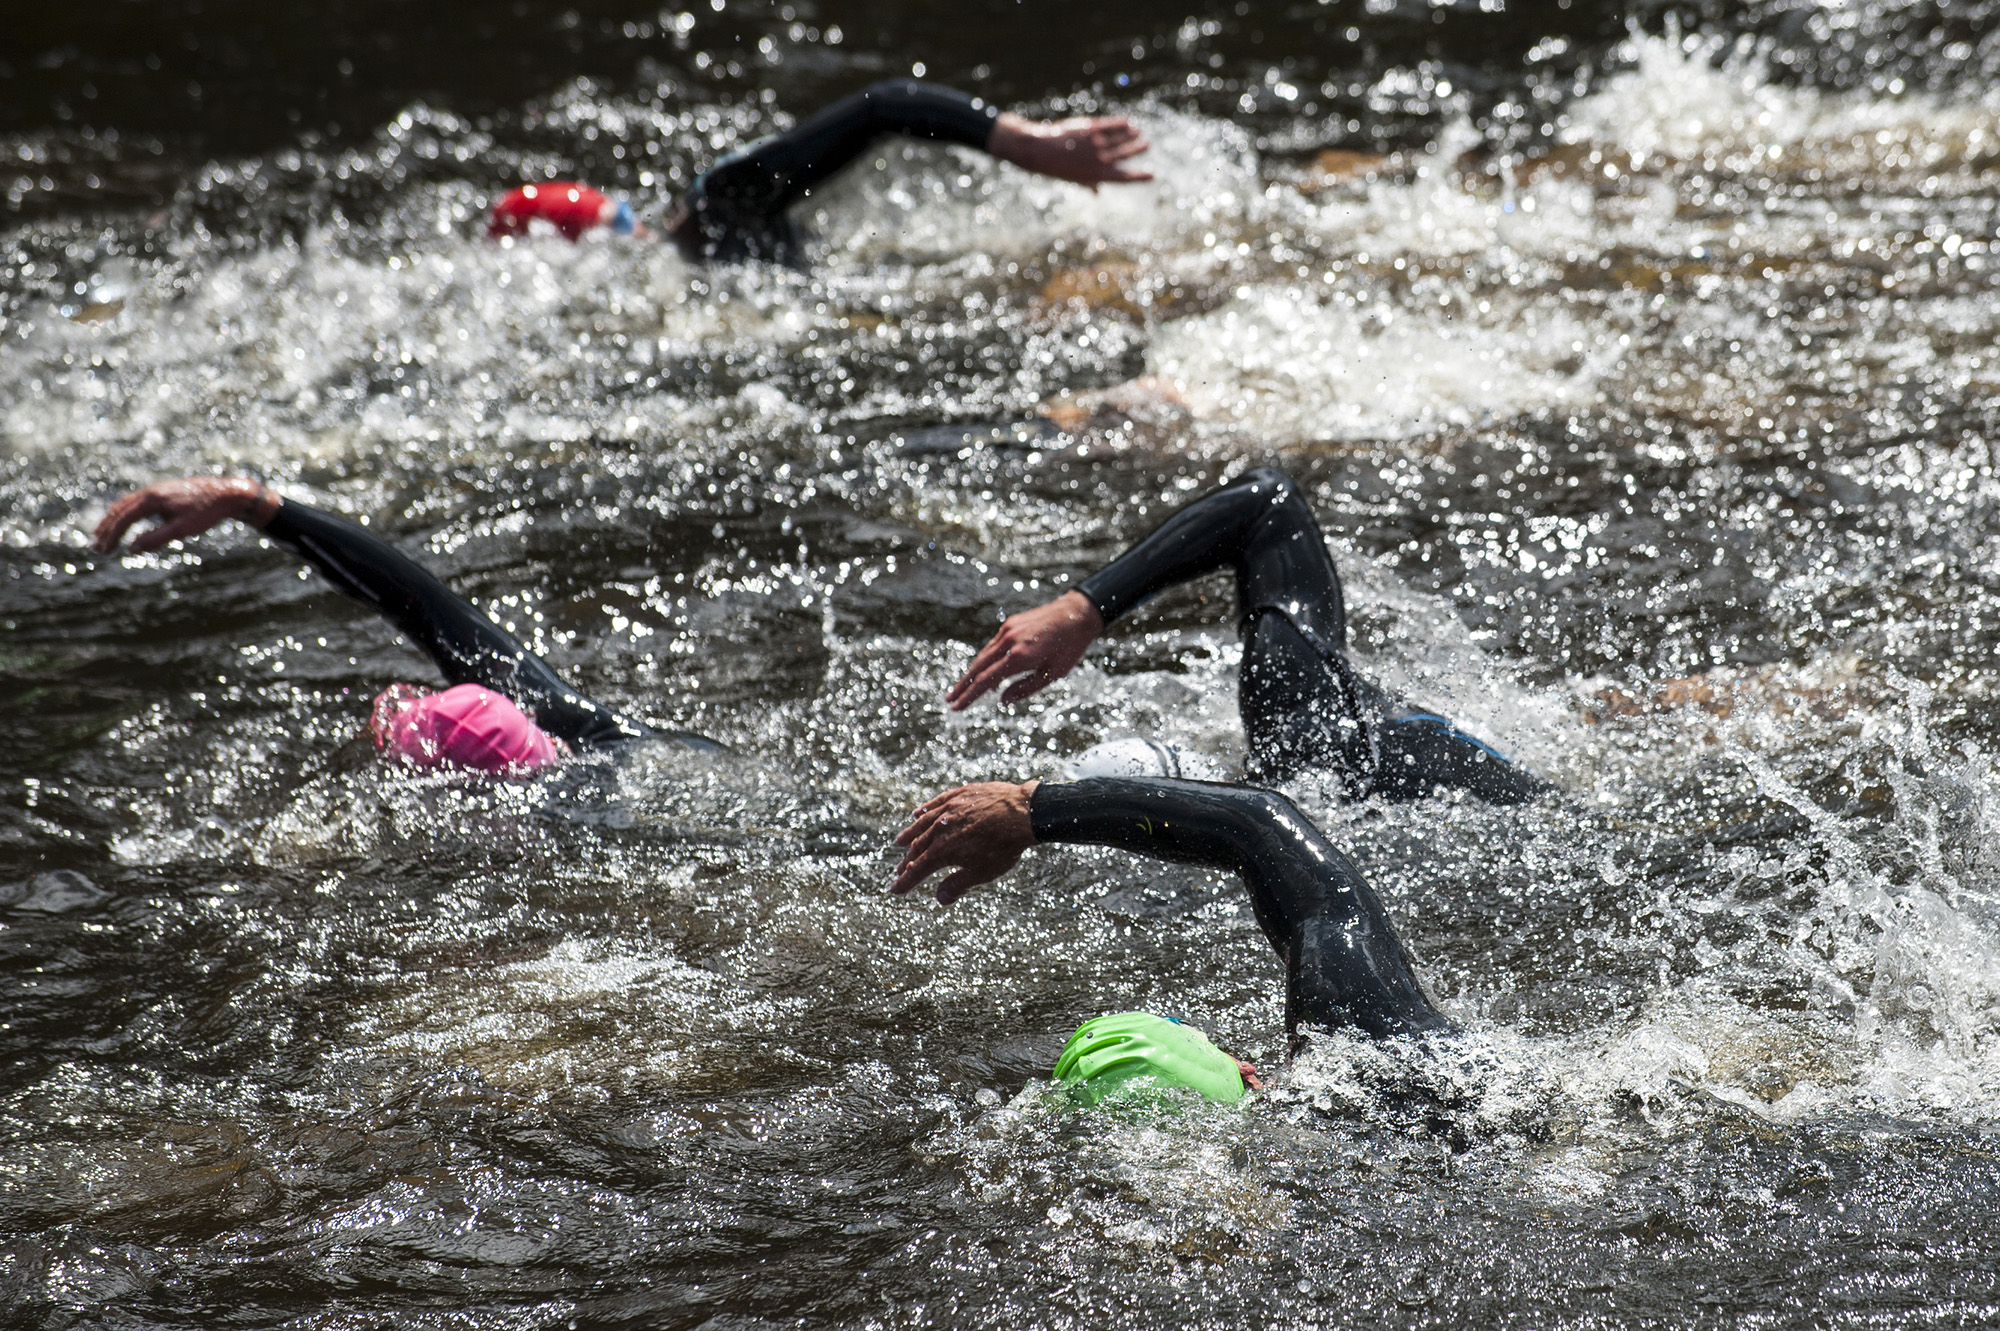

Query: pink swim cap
left=369, top=683, right=562, bottom=774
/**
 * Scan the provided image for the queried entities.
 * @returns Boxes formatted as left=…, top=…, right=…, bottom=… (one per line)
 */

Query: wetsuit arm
left=260, top=500, right=651, bottom=751
left=683, top=81, right=995, bottom=225
left=1029, top=776, right=1448, bottom=1037
left=1075, top=468, right=1346, bottom=650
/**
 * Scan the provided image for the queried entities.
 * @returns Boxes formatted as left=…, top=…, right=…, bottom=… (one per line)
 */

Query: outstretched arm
left=950, top=469, right=1337, bottom=709
left=893, top=775, right=1447, bottom=1037
left=690, top=81, right=1152, bottom=219
left=92, top=477, right=649, bottom=751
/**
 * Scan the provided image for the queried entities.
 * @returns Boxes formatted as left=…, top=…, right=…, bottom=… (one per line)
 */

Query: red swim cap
left=486, top=182, right=615, bottom=241
left=369, top=683, right=562, bottom=773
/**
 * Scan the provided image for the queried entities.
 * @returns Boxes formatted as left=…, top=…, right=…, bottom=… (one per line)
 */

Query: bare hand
left=948, top=590, right=1103, bottom=711
left=891, top=780, right=1039, bottom=904
left=92, top=476, right=280, bottom=554
left=987, top=113, right=1154, bottom=188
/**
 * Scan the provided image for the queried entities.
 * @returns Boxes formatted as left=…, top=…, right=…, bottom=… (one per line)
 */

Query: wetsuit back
left=1031, top=776, right=1449, bottom=1038
left=671, top=79, right=1000, bottom=265
left=262, top=501, right=716, bottom=754
left=1076, top=468, right=1544, bottom=803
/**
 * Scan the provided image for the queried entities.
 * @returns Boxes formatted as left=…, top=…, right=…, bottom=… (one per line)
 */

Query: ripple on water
left=8, top=13, right=2000, bottom=1328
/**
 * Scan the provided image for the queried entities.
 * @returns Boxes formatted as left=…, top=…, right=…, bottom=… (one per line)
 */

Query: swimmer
left=91, top=476, right=719, bottom=774
left=948, top=468, right=1547, bottom=804
left=891, top=773, right=1448, bottom=1044
left=487, top=78, right=1153, bottom=263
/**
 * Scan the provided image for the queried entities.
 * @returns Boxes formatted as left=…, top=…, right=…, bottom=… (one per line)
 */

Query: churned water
left=7, top=2, right=2000, bottom=1325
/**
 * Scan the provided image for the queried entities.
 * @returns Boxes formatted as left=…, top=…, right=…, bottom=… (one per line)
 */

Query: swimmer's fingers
left=898, top=786, right=969, bottom=838
left=92, top=489, right=168, bottom=552
left=946, top=632, right=1012, bottom=706
left=93, top=476, right=270, bottom=554
left=1089, top=122, right=1152, bottom=163
left=888, top=841, right=1020, bottom=903
left=997, top=668, right=1060, bottom=706
left=935, top=856, right=1021, bottom=906
left=889, top=835, right=964, bottom=895
left=991, top=114, right=1153, bottom=188
left=888, top=846, right=940, bottom=895
left=1069, top=118, right=1153, bottom=183
left=893, top=803, right=976, bottom=871
left=893, top=807, right=949, bottom=857
left=948, top=644, right=1026, bottom=710
left=889, top=782, right=1035, bottom=901
left=948, top=593, right=1103, bottom=710
left=128, top=507, right=231, bottom=554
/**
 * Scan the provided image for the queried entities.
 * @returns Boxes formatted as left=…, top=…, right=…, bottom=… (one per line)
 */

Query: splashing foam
left=1147, top=283, right=1603, bottom=444
left=1137, top=123, right=1621, bottom=445
left=0, top=226, right=802, bottom=473
left=1566, top=26, right=2000, bottom=171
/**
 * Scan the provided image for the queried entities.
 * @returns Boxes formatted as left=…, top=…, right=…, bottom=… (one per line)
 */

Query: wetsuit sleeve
left=1075, top=468, right=1348, bottom=651
left=1029, top=777, right=1448, bottom=1037
left=259, top=500, right=651, bottom=752
left=674, top=80, right=1000, bottom=262
left=721, top=79, right=996, bottom=204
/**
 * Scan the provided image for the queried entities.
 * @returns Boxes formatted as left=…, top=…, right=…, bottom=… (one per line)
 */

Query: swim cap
left=487, top=182, right=618, bottom=241
left=370, top=683, right=562, bottom=773
left=1063, top=737, right=1182, bottom=781
left=1053, top=1012, right=1246, bottom=1106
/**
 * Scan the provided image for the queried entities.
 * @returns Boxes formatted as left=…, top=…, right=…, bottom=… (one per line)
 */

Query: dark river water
left=8, top=2, right=2000, bottom=1326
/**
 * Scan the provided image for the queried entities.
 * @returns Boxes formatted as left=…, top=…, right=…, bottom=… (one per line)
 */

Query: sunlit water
left=7, top=7, right=2000, bottom=1326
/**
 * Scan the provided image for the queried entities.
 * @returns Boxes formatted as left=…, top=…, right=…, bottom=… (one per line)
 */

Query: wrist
left=985, top=112, right=1031, bottom=163
left=1058, top=589, right=1105, bottom=635
left=241, top=480, right=281, bottom=527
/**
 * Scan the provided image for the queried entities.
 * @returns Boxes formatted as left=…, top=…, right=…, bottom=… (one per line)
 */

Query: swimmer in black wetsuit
left=92, top=476, right=719, bottom=772
left=891, top=775, right=1448, bottom=1041
left=489, top=79, right=1153, bottom=265
left=948, top=467, right=1547, bottom=804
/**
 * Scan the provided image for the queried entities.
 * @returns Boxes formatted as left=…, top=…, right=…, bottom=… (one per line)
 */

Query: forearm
left=1075, top=475, right=1281, bottom=624
left=855, top=80, right=1002, bottom=149
left=261, top=499, right=500, bottom=674
left=1031, top=775, right=1278, bottom=871
left=708, top=80, right=999, bottom=212
left=261, top=500, right=651, bottom=749
left=1029, top=777, right=1371, bottom=944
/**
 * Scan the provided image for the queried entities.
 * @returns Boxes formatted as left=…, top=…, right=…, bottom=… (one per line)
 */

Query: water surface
left=7, top=3, right=2000, bottom=1326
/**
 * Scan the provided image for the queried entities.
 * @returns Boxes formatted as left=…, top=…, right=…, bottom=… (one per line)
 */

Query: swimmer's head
left=1053, top=1012, right=1248, bottom=1106
left=1063, top=738, right=1182, bottom=782
left=369, top=682, right=562, bottom=774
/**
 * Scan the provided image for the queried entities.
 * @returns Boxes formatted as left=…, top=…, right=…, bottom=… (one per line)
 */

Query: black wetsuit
left=1032, top=776, right=1448, bottom=1038
left=1077, top=468, right=1545, bottom=803
left=263, top=500, right=715, bottom=754
left=670, top=80, right=1001, bottom=265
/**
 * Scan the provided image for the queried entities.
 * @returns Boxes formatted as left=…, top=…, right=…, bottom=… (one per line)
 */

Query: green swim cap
left=1052, top=1012, right=1247, bottom=1106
